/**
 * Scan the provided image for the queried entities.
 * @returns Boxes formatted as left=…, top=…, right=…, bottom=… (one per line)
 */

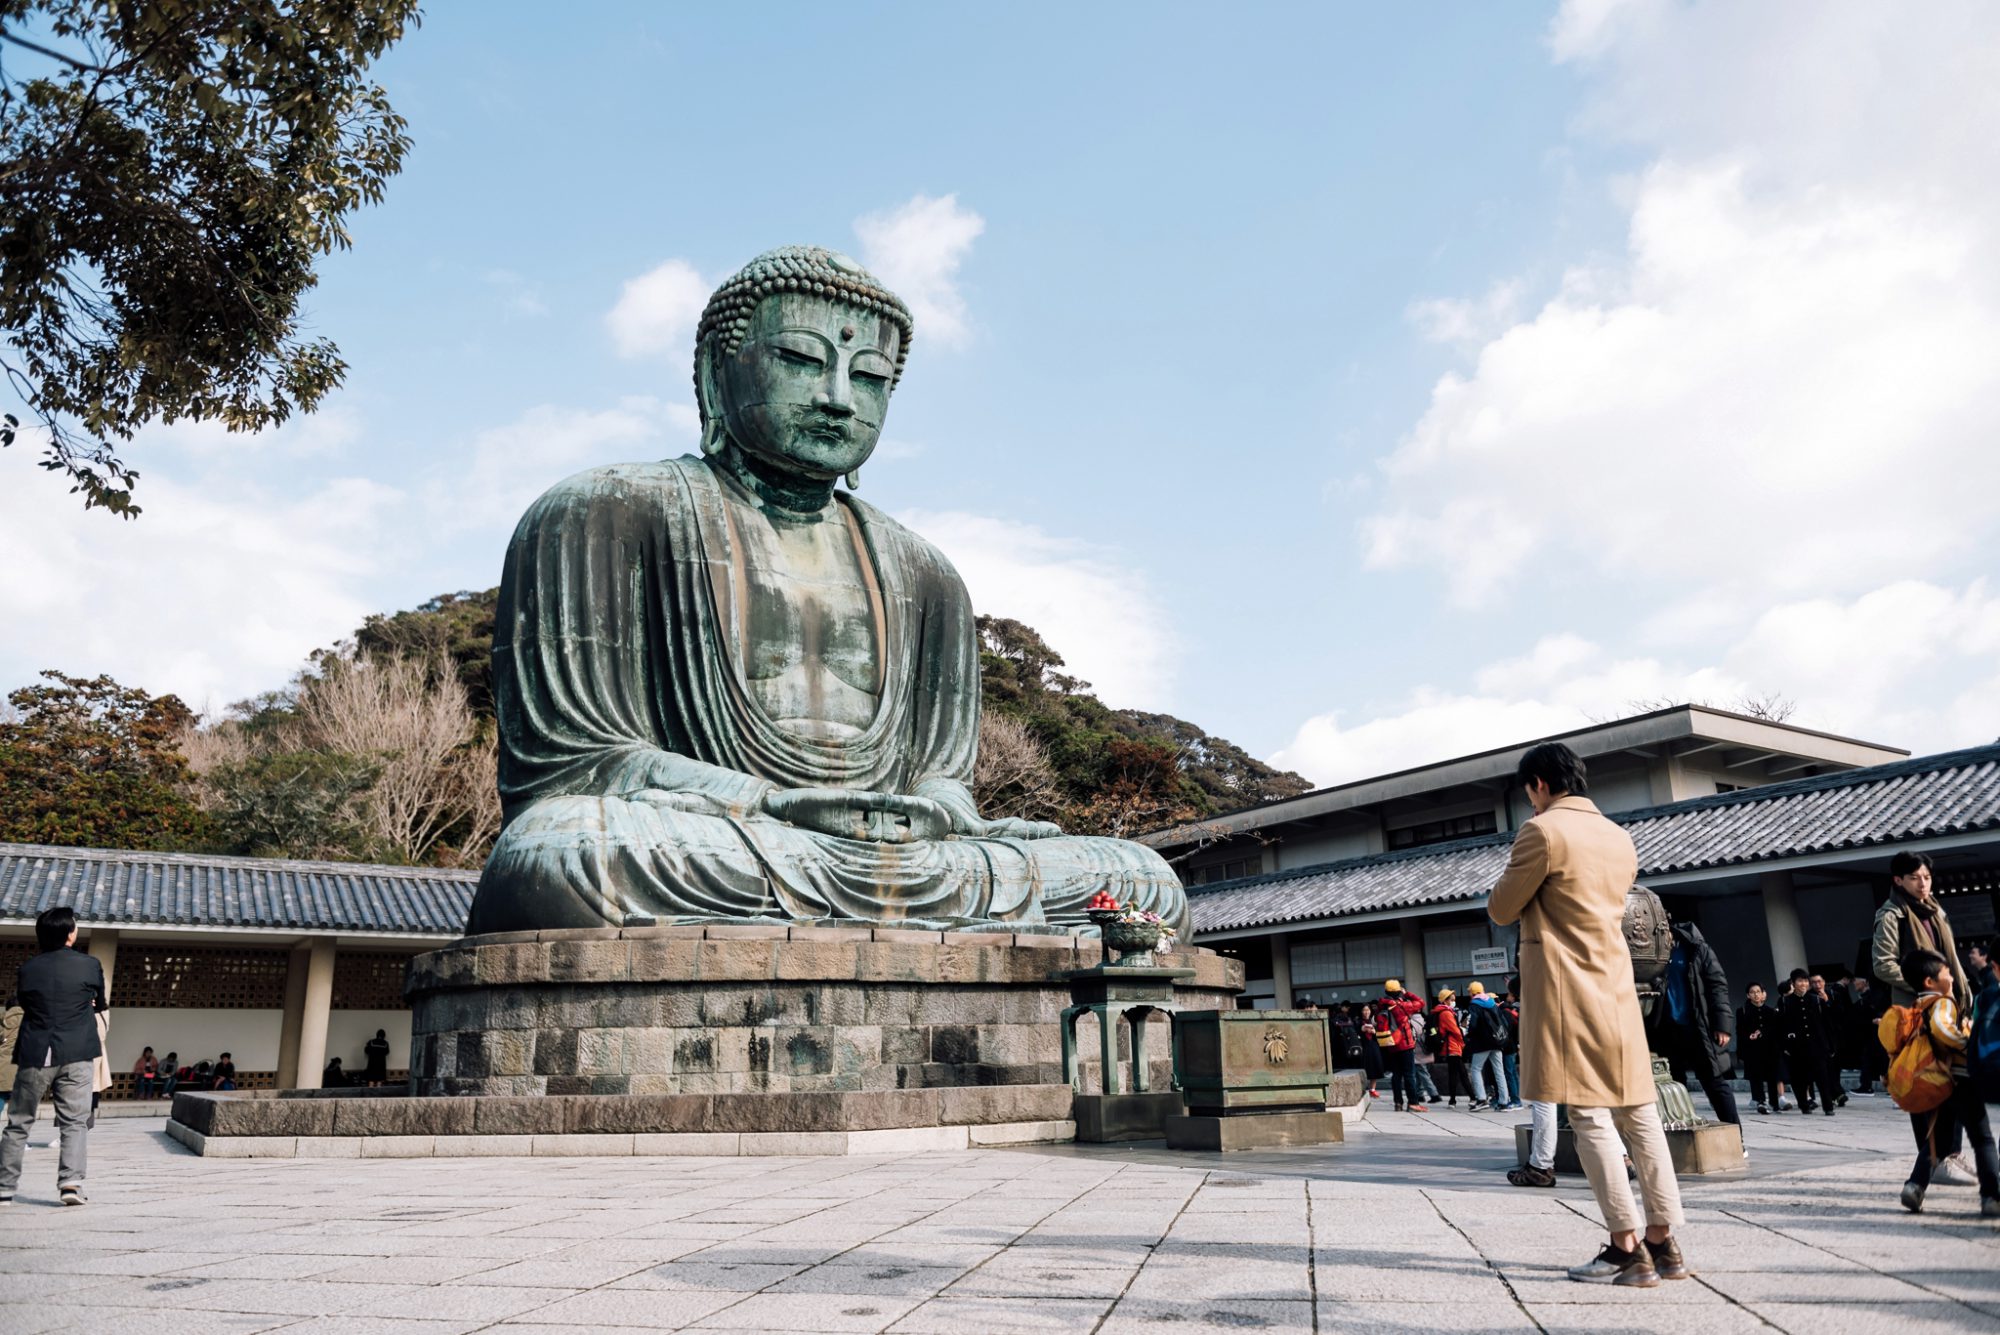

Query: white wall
left=327, top=1011, right=412, bottom=1070
left=107, top=1009, right=283, bottom=1071
left=105, top=1009, right=411, bottom=1073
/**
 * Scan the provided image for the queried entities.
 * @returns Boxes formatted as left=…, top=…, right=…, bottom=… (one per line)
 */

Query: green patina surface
left=467, top=246, right=1187, bottom=937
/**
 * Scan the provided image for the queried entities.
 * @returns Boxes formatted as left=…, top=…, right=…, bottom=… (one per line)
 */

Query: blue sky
left=5, top=1, right=1998, bottom=785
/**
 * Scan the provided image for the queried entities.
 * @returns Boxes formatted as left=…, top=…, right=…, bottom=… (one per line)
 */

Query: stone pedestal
left=168, top=926, right=1243, bottom=1156
left=1074, top=1091, right=1183, bottom=1142
left=1165, top=1110, right=1344, bottom=1152
left=1514, top=1120, right=1746, bottom=1177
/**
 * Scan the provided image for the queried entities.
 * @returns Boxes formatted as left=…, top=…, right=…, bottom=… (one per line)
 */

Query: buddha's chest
left=726, top=503, right=882, bottom=738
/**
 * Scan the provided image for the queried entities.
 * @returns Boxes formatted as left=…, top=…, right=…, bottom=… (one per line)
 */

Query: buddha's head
left=693, top=246, right=913, bottom=487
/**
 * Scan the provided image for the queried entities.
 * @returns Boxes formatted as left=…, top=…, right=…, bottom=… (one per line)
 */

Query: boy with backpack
left=1375, top=981, right=1428, bottom=1113
left=1465, top=981, right=1512, bottom=1110
left=1891, top=948, right=2000, bottom=1216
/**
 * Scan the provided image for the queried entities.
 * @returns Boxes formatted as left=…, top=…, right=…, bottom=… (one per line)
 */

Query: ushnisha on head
left=693, top=245, right=913, bottom=493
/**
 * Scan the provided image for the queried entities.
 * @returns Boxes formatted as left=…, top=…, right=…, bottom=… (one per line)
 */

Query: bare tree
left=295, top=652, right=499, bottom=866
left=1594, top=693, right=1801, bottom=726
left=973, top=712, right=1064, bottom=824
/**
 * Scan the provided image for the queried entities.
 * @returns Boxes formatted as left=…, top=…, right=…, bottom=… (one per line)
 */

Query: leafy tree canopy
left=0, top=669, right=212, bottom=848
left=0, top=0, right=420, bottom=516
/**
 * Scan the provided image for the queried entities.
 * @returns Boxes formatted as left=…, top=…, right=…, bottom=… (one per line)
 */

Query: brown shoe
left=1567, top=1243, right=1659, bottom=1287
left=1644, top=1235, right=1690, bottom=1280
left=1507, top=1165, right=1556, bottom=1188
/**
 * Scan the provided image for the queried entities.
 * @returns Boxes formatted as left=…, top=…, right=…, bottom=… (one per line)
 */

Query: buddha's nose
left=812, top=384, right=855, bottom=417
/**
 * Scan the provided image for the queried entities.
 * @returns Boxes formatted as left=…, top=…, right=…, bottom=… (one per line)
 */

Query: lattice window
left=1342, top=933, right=1402, bottom=982
left=333, top=952, right=412, bottom=1010
left=0, top=942, right=36, bottom=999
left=118, top=946, right=291, bottom=1009
left=1424, top=923, right=1497, bottom=976
left=1289, top=940, right=1345, bottom=986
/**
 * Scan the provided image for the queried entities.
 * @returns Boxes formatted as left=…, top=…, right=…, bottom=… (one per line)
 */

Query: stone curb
left=165, top=1117, right=1075, bottom=1159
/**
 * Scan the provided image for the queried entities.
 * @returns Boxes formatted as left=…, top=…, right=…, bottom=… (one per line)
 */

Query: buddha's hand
left=961, top=816, right=1064, bottom=840
left=762, top=788, right=953, bottom=844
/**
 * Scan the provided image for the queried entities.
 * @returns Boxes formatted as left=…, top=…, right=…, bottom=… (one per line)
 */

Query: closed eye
left=774, top=347, right=824, bottom=369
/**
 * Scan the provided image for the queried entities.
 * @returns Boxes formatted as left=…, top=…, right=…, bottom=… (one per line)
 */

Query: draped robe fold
left=467, top=456, right=1188, bottom=937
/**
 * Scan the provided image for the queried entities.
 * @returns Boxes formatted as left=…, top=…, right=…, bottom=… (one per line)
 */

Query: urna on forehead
left=696, top=244, right=915, bottom=380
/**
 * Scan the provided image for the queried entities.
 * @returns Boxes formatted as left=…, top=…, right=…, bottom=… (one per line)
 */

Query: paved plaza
left=1, top=1095, right=1997, bottom=1334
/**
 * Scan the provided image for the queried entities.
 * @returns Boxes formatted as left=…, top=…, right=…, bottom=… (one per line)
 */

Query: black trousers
left=1388, top=1047, right=1415, bottom=1106
left=1742, top=1049, right=1781, bottom=1105
left=1443, top=1054, right=1472, bottom=1101
left=1910, top=1081, right=2000, bottom=1196
left=1660, top=1025, right=1742, bottom=1125
left=1785, top=1044, right=1841, bottom=1111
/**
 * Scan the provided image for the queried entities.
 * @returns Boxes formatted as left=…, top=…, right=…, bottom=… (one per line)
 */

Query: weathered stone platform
left=168, top=927, right=1243, bottom=1155
left=1516, top=1119, right=1748, bottom=1176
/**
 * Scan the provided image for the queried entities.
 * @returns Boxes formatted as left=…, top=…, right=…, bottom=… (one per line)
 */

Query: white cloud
left=0, top=460, right=404, bottom=713
left=1271, top=580, right=2000, bottom=787
left=147, top=402, right=363, bottom=460
left=436, top=397, right=698, bottom=534
left=606, top=258, right=708, bottom=360
left=1407, top=279, right=1527, bottom=347
left=1361, top=2, right=2000, bottom=608
left=855, top=194, right=985, bottom=348
left=898, top=510, right=1174, bottom=710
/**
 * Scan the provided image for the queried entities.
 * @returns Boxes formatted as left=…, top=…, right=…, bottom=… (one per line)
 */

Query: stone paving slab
left=1, top=1095, right=1999, bottom=1332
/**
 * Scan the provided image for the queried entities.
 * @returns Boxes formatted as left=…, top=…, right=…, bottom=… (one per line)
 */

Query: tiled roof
left=1191, top=742, right=2000, bottom=935
left=0, top=844, right=478, bottom=936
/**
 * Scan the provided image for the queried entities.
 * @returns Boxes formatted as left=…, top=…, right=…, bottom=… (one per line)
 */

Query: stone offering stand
left=168, top=924, right=1242, bottom=1158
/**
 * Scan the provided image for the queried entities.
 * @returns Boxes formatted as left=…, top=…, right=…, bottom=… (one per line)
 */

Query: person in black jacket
left=1736, top=983, right=1787, bottom=1113
left=1650, top=920, right=1739, bottom=1125
left=0, top=907, right=107, bottom=1206
left=1779, top=969, right=1840, bottom=1115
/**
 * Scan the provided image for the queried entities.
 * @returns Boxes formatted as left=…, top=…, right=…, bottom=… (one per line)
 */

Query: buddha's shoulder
left=842, top=496, right=963, bottom=587
left=513, top=457, right=709, bottom=525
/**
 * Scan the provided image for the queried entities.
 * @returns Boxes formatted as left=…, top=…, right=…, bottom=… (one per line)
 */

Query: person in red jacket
left=1433, top=989, right=1473, bottom=1107
left=1377, top=980, right=1428, bottom=1113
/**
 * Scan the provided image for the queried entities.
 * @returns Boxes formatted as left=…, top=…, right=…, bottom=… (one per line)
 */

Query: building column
left=1399, top=918, right=1429, bottom=1000
left=1270, top=932, right=1294, bottom=1009
left=1762, top=870, right=1809, bottom=982
left=85, top=927, right=120, bottom=1001
left=280, top=937, right=337, bottom=1090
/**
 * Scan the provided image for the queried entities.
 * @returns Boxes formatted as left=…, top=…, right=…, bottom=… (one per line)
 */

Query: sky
left=4, top=0, right=1999, bottom=789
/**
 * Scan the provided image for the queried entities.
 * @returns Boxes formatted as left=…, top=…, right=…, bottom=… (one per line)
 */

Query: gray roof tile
left=1191, top=743, right=2000, bottom=935
left=0, top=844, right=477, bottom=936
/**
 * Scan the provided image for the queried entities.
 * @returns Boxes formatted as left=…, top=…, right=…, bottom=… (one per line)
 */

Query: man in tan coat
left=1489, top=742, right=1686, bottom=1289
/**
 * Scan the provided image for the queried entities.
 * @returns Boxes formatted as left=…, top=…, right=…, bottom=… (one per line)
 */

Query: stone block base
left=404, top=926, right=1240, bottom=1098
left=166, top=1116, right=1074, bottom=1159
left=1074, top=1091, right=1183, bottom=1142
left=1514, top=1121, right=1746, bottom=1176
left=1164, top=1110, right=1344, bottom=1152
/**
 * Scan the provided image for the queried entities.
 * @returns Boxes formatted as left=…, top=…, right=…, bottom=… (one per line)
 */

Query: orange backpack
left=1879, top=1001, right=1955, bottom=1114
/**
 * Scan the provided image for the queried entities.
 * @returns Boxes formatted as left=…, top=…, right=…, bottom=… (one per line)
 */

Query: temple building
left=1141, top=709, right=1999, bottom=1008
left=0, top=848, right=472, bottom=1094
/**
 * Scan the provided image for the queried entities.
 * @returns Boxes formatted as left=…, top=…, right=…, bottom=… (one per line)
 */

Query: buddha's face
left=716, top=291, right=900, bottom=481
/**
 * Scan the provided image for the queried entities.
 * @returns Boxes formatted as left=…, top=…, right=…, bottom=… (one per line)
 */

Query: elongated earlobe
left=845, top=468, right=860, bottom=490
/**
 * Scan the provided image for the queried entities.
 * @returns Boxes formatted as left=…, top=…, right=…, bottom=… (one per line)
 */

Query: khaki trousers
left=1568, top=1102, right=1684, bottom=1234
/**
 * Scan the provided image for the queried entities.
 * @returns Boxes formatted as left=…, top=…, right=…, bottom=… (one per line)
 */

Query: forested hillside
left=0, top=589, right=1307, bottom=866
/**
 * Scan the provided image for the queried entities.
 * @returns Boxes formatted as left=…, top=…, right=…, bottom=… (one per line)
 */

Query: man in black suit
left=0, top=907, right=107, bottom=1207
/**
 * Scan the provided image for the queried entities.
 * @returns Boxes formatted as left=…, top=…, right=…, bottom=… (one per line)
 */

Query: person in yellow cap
left=1432, top=987, right=1469, bottom=1106
left=1375, top=980, right=1427, bottom=1112
left=1465, top=980, right=1514, bottom=1110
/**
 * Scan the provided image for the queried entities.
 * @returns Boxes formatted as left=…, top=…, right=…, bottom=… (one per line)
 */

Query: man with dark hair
left=1875, top=852, right=1967, bottom=1010
left=1490, top=742, right=1686, bottom=1287
left=1737, top=983, right=1785, bottom=1114
left=0, top=907, right=107, bottom=1207
left=1873, top=849, right=1974, bottom=1180
left=1779, top=969, right=1839, bottom=1116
